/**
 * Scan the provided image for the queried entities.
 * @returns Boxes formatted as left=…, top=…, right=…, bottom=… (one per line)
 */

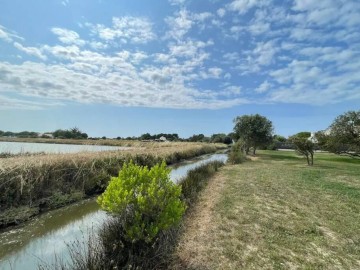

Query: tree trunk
left=310, top=152, right=314, bottom=166
left=253, top=147, right=256, bottom=155
left=305, top=154, right=310, bottom=166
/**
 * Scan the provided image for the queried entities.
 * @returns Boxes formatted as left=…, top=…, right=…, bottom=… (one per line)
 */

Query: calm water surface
left=0, top=141, right=130, bottom=154
left=0, top=153, right=227, bottom=270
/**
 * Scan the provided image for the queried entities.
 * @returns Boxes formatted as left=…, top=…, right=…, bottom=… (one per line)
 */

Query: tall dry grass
left=0, top=143, right=225, bottom=228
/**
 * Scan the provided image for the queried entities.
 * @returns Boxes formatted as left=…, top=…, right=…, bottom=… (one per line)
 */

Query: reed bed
left=0, top=143, right=225, bottom=228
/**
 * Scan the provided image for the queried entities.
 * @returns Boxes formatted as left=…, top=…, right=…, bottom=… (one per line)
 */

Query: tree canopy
left=316, top=110, right=360, bottom=157
left=53, top=127, right=88, bottom=139
left=289, top=132, right=315, bottom=166
left=233, top=114, right=273, bottom=154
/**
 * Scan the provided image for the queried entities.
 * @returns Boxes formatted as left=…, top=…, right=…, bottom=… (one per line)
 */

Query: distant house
left=308, top=132, right=318, bottom=143
left=154, top=136, right=167, bottom=142
left=39, top=133, right=54, bottom=138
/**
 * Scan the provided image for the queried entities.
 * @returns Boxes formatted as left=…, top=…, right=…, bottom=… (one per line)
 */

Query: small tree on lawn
left=289, top=132, right=315, bottom=166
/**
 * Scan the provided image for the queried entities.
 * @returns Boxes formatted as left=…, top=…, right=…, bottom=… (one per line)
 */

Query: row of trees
left=0, top=130, right=39, bottom=138
left=52, top=127, right=88, bottom=139
left=232, top=110, right=360, bottom=166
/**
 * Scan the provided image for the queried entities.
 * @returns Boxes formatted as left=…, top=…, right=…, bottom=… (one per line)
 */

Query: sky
left=0, top=0, right=359, bottom=138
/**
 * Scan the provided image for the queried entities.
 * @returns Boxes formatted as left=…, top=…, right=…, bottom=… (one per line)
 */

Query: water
left=0, top=153, right=227, bottom=270
left=0, top=141, right=130, bottom=154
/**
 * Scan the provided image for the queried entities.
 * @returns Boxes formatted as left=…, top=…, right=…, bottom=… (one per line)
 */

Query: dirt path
left=171, top=168, right=228, bottom=269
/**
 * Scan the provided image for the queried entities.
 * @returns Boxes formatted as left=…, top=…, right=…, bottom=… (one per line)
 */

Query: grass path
left=171, top=151, right=360, bottom=269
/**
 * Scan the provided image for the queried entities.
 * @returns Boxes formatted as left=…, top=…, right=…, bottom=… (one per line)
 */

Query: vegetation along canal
left=0, top=152, right=227, bottom=270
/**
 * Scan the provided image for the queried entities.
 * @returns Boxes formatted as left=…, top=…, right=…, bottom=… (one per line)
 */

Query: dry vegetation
left=172, top=150, right=360, bottom=269
left=0, top=142, right=226, bottom=228
left=0, top=137, right=186, bottom=147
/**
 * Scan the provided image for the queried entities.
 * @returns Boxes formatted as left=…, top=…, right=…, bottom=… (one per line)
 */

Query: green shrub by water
left=97, top=161, right=186, bottom=243
left=227, top=142, right=246, bottom=164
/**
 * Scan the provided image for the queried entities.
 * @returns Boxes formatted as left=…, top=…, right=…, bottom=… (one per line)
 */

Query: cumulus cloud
left=1, top=0, right=360, bottom=110
left=88, top=16, right=156, bottom=44
left=228, top=0, right=271, bottom=14
left=51, top=27, right=85, bottom=46
left=13, top=42, right=47, bottom=60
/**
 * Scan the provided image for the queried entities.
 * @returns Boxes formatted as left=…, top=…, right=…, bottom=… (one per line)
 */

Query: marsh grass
left=0, top=143, right=225, bottom=228
left=172, top=150, right=360, bottom=269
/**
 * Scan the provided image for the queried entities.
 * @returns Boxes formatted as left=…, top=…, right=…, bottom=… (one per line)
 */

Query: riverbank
left=0, top=143, right=227, bottom=229
left=171, top=151, right=360, bottom=269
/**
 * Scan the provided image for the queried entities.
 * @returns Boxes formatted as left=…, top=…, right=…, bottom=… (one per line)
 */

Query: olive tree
left=233, top=114, right=273, bottom=155
left=316, top=110, right=360, bottom=158
left=289, top=132, right=315, bottom=166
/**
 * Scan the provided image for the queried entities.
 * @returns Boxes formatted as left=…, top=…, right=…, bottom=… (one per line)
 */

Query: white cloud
left=0, top=95, right=62, bottom=110
left=228, top=0, right=271, bottom=14
left=224, top=72, right=231, bottom=80
left=89, top=16, right=155, bottom=44
left=217, top=8, right=226, bottom=17
left=51, top=27, right=85, bottom=46
left=208, top=67, right=223, bottom=78
left=0, top=25, right=23, bottom=43
left=237, top=41, right=277, bottom=74
left=13, top=42, right=47, bottom=60
left=255, top=80, right=271, bottom=93
left=165, top=9, right=193, bottom=40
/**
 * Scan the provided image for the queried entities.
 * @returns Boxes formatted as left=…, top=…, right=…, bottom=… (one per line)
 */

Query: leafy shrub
left=97, top=161, right=186, bottom=243
left=228, top=141, right=246, bottom=164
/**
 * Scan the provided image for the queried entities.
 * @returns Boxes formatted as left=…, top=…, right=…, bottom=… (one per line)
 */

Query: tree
left=266, top=135, right=287, bottom=150
left=233, top=114, right=273, bottom=155
left=316, top=110, right=360, bottom=158
left=97, top=161, right=185, bottom=243
left=289, top=132, right=315, bottom=166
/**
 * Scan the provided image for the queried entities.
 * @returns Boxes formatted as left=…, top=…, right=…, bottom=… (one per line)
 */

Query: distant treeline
left=0, top=129, right=234, bottom=144
left=0, top=130, right=39, bottom=138
left=115, top=133, right=233, bottom=144
left=0, top=127, right=88, bottom=139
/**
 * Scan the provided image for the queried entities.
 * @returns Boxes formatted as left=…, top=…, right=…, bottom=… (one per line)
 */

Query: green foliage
left=266, top=134, right=287, bottom=150
left=289, top=132, right=315, bottom=166
left=209, top=133, right=233, bottom=145
left=97, top=161, right=186, bottom=243
left=317, top=110, right=360, bottom=157
left=188, top=133, right=206, bottom=142
left=233, top=114, right=273, bottom=155
left=53, top=127, right=88, bottom=139
left=228, top=140, right=246, bottom=164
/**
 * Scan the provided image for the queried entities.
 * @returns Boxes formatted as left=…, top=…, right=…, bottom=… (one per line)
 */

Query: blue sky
left=0, top=0, right=359, bottom=138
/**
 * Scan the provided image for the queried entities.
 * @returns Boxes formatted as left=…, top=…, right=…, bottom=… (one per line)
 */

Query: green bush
left=228, top=141, right=246, bottom=164
left=97, top=161, right=186, bottom=243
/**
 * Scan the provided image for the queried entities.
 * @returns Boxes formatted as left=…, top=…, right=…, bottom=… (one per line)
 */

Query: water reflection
left=0, top=141, right=130, bottom=154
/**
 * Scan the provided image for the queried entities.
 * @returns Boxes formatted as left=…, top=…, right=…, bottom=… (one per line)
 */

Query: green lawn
left=173, top=150, right=360, bottom=269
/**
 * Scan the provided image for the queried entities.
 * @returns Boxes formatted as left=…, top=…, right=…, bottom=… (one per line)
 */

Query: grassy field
left=172, top=150, right=360, bottom=269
